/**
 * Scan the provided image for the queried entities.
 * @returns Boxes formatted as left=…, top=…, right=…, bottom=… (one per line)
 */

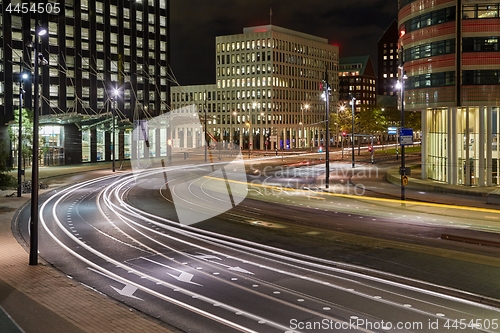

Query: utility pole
left=323, top=69, right=330, bottom=189
left=351, top=95, right=356, bottom=168
left=17, top=60, right=27, bottom=197
left=399, top=47, right=406, bottom=201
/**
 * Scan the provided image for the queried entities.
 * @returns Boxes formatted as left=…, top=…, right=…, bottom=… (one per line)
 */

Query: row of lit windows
left=400, top=7, right=456, bottom=35
left=463, top=36, right=500, bottom=52
left=406, top=71, right=455, bottom=89
left=217, top=38, right=336, bottom=59
left=345, top=85, right=376, bottom=92
left=382, top=54, right=397, bottom=60
left=173, top=89, right=324, bottom=106
left=218, top=64, right=272, bottom=77
left=80, top=0, right=168, bottom=12
left=216, top=51, right=335, bottom=71
left=217, top=52, right=271, bottom=65
left=168, top=110, right=324, bottom=127
left=404, top=39, right=455, bottom=61
left=218, top=77, right=271, bottom=89
left=218, top=64, right=329, bottom=81
left=13, top=86, right=166, bottom=111
left=218, top=39, right=272, bottom=52
left=463, top=70, right=500, bottom=85
left=339, top=77, right=375, bottom=84
left=8, top=47, right=165, bottom=89
left=216, top=76, right=336, bottom=92
left=463, top=4, right=500, bottom=19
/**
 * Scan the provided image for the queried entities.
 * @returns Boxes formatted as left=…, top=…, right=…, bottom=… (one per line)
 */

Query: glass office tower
left=0, top=0, right=169, bottom=165
left=399, top=0, right=500, bottom=186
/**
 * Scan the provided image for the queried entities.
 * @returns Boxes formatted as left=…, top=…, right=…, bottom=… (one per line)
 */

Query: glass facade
left=425, top=107, right=500, bottom=186
left=0, top=0, right=170, bottom=166
left=400, top=1, right=500, bottom=186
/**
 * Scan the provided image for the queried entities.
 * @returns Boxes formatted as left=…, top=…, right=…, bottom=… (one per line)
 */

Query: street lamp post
left=231, top=111, right=236, bottom=149
left=111, top=88, right=118, bottom=172
left=351, top=96, right=356, bottom=168
left=204, top=94, right=208, bottom=163
left=322, top=80, right=331, bottom=189
left=17, top=63, right=28, bottom=197
left=396, top=46, right=407, bottom=201
left=300, top=104, right=309, bottom=148
left=30, top=25, right=47, bottom=266
left=397, top=70, right=407, bottom=201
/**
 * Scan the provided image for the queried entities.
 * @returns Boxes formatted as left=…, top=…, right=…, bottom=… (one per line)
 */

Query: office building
left=172, top=25, right=339, bottom=150
left=377, top=20, right=399, bottom=98
left=399, top=0, right=500, bottom=186
left=0, top=0, right=169, bottom=166
left=338, top=56, right=377, bottom=112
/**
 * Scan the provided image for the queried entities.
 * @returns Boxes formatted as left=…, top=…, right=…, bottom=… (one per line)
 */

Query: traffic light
left=368, top=145, right=373, bottom=153
left=342, top=131, right=347, bottom=137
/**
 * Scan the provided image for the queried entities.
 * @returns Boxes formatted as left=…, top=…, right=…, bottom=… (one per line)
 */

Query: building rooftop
left=339, top=55, right=376, bottom=77
left=240, top=25, right=329, bottom=44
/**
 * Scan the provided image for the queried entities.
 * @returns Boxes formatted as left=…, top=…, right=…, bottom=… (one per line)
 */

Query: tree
left=383, top=107, right=421, bottom=131
left=8, top=108, right=34, bottom=171
left=356, top=106, right=386, bottom=134
left=0, top=140, right=16, bottom=190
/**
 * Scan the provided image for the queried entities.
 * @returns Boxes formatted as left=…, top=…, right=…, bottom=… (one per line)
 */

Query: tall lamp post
left=351, top=96, right=356, bottom=168
left=111, top=88, right=118, bottom=172
left=17, top=64, right=28, bottom=197
left=30, top=25, right=48, bottom=266
left=203, top=91, right=208, bottom=162
left=300, top=104, right=309, bottom=148
left=397, top=49, right=407, bottom=201
left=322, top=78, right=331, bottom=189
left=231, top=111, right=236, bottom=149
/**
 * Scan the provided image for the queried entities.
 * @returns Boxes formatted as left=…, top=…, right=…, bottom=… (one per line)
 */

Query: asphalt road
left=15, top=162, right=500, bottom=333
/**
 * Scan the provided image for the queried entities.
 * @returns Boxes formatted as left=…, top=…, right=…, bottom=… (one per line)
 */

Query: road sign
left=402, top=175, right=408, bottom=186
left=388, top=126, right=398, bottom=135
left=400, top=128, right=413, bottom=145
left=399, top=167, right=411, bottom=175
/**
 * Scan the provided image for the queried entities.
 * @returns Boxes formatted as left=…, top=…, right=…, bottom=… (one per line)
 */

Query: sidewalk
left=0, top=162, right=180, bottom=333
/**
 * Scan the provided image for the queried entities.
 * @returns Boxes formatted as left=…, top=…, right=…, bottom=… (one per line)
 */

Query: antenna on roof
left=270, top=7, right=272, bottom=25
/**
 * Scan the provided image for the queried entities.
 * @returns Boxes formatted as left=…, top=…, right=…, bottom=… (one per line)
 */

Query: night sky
left=170, top=0, right=398, bottom=86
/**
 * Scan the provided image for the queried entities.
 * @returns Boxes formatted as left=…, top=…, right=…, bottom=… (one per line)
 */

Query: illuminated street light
left=17, top=66, right=28, bottom=198
left=30, top=24, right=48, bottom=266
left=322, top=76, right=331, bottom=189
left=111, top=88, right=119, bottom=172
left=351, top=96, right=356, bottom=168
left=398, top=46, right=407, bottom=201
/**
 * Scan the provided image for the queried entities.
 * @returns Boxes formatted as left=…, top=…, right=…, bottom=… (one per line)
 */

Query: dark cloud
left=170, top=1, right=398, bottom=85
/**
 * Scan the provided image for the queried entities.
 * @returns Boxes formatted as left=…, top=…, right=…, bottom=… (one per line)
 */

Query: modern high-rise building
left=0, top=0, right=170, bottom=166
left=172, top=25, right=339, bottom=150
left=338, top=56, right=377, bottom=112
left=399, top=0, right=500, bottom=186
left=377, top=20, right=399, bottom=97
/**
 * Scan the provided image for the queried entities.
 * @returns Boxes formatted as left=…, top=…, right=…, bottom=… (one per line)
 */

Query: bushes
left=0, top=140, right=16, bottom=190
